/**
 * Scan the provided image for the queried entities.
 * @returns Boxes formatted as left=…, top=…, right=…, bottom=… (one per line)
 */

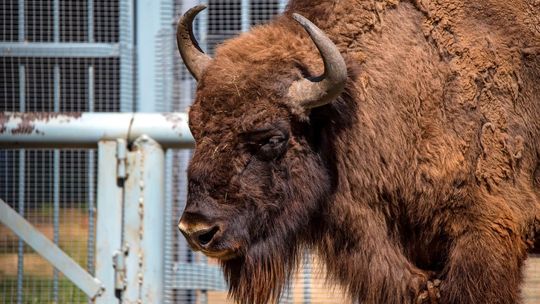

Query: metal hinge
left=112, top=245, right=129, bottom=292
left=116, top=138, right=127, bottom=183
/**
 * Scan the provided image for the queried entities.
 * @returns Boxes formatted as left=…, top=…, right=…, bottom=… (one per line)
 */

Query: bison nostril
left=197, top=226, right=219, bottom=246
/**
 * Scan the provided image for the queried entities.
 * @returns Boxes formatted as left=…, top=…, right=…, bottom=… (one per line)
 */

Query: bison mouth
left=184, top=227, right=242, bottom=261
left=202, top=247, right=240, bottom=260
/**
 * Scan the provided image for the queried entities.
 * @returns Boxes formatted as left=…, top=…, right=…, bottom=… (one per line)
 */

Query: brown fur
left=181, top=0, right=540, bottom=303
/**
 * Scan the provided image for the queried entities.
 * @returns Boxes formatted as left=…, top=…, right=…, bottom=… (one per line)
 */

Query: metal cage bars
left=1, top=1, right=132, bottom=302
left=0, top=112, right=206, bottom=303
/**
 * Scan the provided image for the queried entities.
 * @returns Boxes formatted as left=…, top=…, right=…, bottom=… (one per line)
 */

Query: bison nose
left=178, top=221, right=220, bottom=248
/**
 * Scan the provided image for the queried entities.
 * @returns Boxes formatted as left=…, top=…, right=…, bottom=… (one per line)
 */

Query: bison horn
left=288, top=13, right=347, bottom=109
left=177, top=5, right=212, bottom=81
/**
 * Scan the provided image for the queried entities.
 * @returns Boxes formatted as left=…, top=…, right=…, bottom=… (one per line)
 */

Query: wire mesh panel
left=0, top=0, right=121, bottom=302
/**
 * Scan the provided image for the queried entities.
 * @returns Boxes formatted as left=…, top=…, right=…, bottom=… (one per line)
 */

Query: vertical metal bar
left=163, top=151, right=173, bottom=303
left=95, top=141, right=124, bottom=304
left=19, top=65, right=25, bottom=112
left=303, top=253, right=311, bottom=304
left=16, top=1, right=26, bottom=299
left=119, top=0, right=135, bottom=112
left=123, top=136, right=165, bottom=303
left=16, top=150, right=25, bottom=304
left=123, top=141, right=142, bottom=302
left=87, top=65, right=96, bottom=304
left=52, top=64, right=61, bottom=303
left=160, top=0, right=176, bottom=294
left=54, top=65, right=60, bottom=112
left=135, top=0, right=161, bottom=111
left=87, top=0, right=94, bottom=42
left=241, top=0, right=251, bottom=32
left=88, top=66, right=94, bottom=111
left=52, top=152, right=60, bottom=302
left=87, top=151, right=95, bottom=271
left=18, top=0, right=24, bottom=41
left=16, top=65, right=25, bottom=304
left=87, top=4, right=95, bottom=242
left=139, top=136, right=165, bottom=303
left=53, top=0, right=60, bottom=42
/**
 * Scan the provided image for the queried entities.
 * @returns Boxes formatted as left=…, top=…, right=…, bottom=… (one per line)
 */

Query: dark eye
left=268, top=136, right=285, bottom=146
left=241, top=123, right=290, bottom=160
left=258, top=135, right=288, bottom=160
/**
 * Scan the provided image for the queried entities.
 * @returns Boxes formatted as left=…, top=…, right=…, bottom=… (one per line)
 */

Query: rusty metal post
left=95, top=140, right=125, bottom=304
left=123, top=135, right=165, bottom=303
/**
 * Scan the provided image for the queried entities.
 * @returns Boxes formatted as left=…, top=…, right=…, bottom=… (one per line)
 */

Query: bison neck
left=308, top=91, right=430, bottom=303
left=300, top=3, right=454, bottom=302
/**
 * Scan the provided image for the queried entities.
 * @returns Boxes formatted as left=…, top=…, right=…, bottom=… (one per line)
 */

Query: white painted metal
left=95, top=141, right=125, bottom=304
left=0, top=43, right=120, bottom=58
left=0, top=112, right=195, bottom=149
left=123, top=135, right=165, bottom=303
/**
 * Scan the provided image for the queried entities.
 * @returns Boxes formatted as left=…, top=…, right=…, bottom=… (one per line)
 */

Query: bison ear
left=287, top=13, right=347, bottom=110
left=177, top=5, right=213, bottom=80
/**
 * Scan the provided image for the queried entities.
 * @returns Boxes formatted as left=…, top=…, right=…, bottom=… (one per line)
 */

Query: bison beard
left=222, top=239, right=299, bottom=304
left=219, top=142, right=333, bottom=304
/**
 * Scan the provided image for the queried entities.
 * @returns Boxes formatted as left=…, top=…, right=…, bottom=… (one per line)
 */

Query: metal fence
left=0, top=1, right=538, bottom=304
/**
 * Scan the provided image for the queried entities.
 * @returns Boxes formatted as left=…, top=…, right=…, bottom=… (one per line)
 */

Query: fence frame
left=0, top=112, right=229, bottom=303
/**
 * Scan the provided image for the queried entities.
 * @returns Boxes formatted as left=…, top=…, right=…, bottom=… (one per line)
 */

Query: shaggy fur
left=181, top=0, right=540, bottom=303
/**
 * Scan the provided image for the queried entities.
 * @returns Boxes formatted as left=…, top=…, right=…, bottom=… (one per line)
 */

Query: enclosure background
left=0, top=0, right=539, bottom=303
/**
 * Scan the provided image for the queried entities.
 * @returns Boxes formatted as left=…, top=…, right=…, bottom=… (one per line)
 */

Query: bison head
left=177, top=5, right=348, bottom=303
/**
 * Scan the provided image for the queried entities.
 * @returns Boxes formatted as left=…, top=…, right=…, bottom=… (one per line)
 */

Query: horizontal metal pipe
left=0, top=43, right=120, bottom=58
left=0, top=112, right=195, bottom=149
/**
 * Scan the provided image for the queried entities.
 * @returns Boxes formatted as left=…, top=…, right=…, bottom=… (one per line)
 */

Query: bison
left=176, top=1, right=540, bottom=303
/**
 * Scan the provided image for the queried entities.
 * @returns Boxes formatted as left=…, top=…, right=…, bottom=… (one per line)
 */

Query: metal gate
left=0, top=112, right=198, bottom=303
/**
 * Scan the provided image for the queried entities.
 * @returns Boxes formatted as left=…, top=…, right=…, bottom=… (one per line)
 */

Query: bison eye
left=258, top=135, right=288, bottom=160
left=241, top=125, right=290, bottom=160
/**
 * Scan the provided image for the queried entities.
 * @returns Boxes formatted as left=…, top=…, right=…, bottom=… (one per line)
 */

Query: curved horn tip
left=187, top=4, right=207, bottom=14
left=291, top=13, right=310, bottom=27
left=287, top=13, right=348, bottom=110
left=177, top=4, right=212, bottom=81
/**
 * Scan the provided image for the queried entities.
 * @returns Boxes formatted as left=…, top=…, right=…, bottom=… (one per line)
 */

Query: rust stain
left=163, top=113, right=184, bottom=126
left=10, top=112, right=82, bottom=121
left=162, top=113, right=186, bottom=136
left=11, top=120, right=35, bottom=135
left=0, top=113, right=7, bottom=134
left=3, top=112, right=82, bottom=135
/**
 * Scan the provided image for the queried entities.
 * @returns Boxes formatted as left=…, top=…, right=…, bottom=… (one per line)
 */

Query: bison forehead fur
left=179, top=1, right=540, bottom=304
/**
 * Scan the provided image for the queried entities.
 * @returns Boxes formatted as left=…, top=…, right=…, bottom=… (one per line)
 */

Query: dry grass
left=0, top=208, right=90, bottom=278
